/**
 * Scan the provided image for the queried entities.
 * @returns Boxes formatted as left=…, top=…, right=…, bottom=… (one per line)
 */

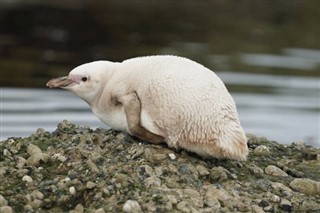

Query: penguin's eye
left=81, top=77, right=88, bottom=82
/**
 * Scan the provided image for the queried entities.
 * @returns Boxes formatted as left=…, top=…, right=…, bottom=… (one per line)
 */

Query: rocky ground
left=0, top=120, right=319, bottom=213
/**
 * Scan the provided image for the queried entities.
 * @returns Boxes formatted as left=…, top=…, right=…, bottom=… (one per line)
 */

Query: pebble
left=144, top=176, right=161, bottom=187
left=26, top=153, right=49, bottom=167
left=27, top=144, right=42, bottom=155
left=251, top=205, right=265, bottom=213
left=153, top=153, right=167, bottom=161
left=86, top=181, right=96, bottom=189
left=210, top=166, right=230, bottom=181
left=253, top=145, right=270, bottom=156
left=31, top=190, right=44, bottom=200
left=168, top=153, right=176, bottom=160
left=289, top=178, right=320, bottom=195
left=69, top=186, right=76, bottom=195
left=0, top=195, right=8, bottom=207
left=95, top=208, right=105, bottom=213
left=265, top=165, right=288, bottom=177
left=280, top=199, right=292, bottom=212
left=196, top=165, right=210, bottom=176
left=123, top=200, right=141, bottom=213
left=204, top=191, right=221, bottom=208
left=0, top=206, right=13, bottom=213
left=16, top=157, right=26, bottom=169
left=70, top=204, right=84, bottom=213
left=22, top=175, right=33, bottom=183
left=270, top=182, right=292, bottom=194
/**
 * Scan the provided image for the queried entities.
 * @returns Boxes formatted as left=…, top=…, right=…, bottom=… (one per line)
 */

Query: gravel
left=0, top=120, right=319, bottom=212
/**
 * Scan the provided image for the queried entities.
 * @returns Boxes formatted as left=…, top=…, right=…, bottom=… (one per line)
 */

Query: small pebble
left=69, top=186, right=76, bottom=195
left=22, top=175, right=33, bottom=183
left=0, top=206, right=13, bottom=213
left=280, top=199, right=292, bottom=212
left=95, top=208, right=105, bottom=213
left=265, top=165, right=288, bottom=177
left=168, top=153, right=176, bottom=160
left=86, top=181, right=96, bottom=189
left=27, top=144, right=42, bottom=155
left=196, top=165, right=210, bottom=176
left=0, top=195, right=8, bottom=207
left=253, top=145, right=270, bottom=156
left=123, top=200, right=141, bottom=213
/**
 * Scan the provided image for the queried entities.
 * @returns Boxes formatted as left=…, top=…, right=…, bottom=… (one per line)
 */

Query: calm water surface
left=2, top=69, right=319, bottom=147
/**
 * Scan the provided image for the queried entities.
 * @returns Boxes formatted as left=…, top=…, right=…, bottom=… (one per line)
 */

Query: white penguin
left=47, top=56, right=248, bottom=160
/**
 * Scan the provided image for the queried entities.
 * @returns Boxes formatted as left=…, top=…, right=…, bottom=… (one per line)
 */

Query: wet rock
left=289, top=178, right=320, bottom=195
left=123, top=200, right=141, bottom=213
left=265, top=165, right=288, bottom=177
left=254, top=145, right=270, bottom=156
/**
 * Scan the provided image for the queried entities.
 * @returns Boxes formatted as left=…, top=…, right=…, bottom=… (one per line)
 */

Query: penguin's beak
left=46, top=76, right=75, bottom=88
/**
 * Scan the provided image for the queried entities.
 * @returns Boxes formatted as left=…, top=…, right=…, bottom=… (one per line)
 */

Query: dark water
left=2, top=51, right=319, bottom=147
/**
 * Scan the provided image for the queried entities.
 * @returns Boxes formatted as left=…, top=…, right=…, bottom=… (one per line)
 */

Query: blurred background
left=1, top=0, right=319, bottom=146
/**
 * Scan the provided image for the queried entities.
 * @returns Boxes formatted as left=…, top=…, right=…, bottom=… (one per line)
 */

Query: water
left=1, top=68, right=319, bottom=147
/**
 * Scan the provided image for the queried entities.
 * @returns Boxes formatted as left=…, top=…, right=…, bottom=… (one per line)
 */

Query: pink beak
left=46, top=76, right=75, bottom=88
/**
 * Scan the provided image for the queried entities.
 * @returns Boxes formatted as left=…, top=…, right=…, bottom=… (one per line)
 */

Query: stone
left=196, top=165, right=210, bottom=176
left=95, top=208, right=105, bottom=213
left=0, top=195, right=8, bottom=207
left=27, top=144, right=42, bottom=155
left=69, top=186, right=76, bottom=195
left=26, top=153, right=49, bottom=167
left=251, top=205, right=265, bottom=213
left=204, top=191, right=221, bottom=208
left=265, top=165, right=288, bottom=177
left=123, top=200, right=141, bottom=213
left=70, top=204, right=84, bottom=213
left=289, top=178, right=320, bottom=195
left=153, top=154, right=167, bottom=161
left=144, top=176, right=161, bottom=187
left=210, top=166, right=230, bottom=181
left=270, top=182, right=292, bottom=194
left=86, top=181, right=96, bottom=189
left=22, top=175, right=33, bottom=183
left=168, top=153, right=176, bottom=160
left=16, top=157, right=26, bottom=169
left=253, top=145, right=270, bottom=156
left=0, top=206, right=13, bottom=213
left=31, top=190, right=44, bottom=200
left=280, top=199, right=292, bottom=212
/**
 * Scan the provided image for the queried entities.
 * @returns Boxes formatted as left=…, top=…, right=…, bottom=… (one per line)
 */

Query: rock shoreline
left=0, top=120, right=319, bottom=213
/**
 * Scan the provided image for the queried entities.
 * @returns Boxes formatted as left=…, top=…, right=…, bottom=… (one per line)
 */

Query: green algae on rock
left=0, top=120, right=319, bottom=212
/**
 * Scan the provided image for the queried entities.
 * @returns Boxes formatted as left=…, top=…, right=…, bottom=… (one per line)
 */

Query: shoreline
left=1, top=120, right=319, bottom=212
